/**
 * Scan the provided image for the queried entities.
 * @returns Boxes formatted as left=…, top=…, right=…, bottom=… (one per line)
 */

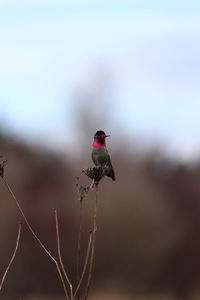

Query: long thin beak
left=105, top=135, right=110, bottom=137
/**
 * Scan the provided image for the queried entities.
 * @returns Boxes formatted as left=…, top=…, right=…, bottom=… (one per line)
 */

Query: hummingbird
left=92, top=130, right=115, bottom=181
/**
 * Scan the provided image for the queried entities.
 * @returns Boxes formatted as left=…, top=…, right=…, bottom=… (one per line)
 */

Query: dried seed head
left=76, top=177, right=91, bottom=202
left=82, top=166, right=109, bottom=185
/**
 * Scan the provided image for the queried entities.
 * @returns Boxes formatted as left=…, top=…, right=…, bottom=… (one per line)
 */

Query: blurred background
left=0, top=0, right=200, bottom=299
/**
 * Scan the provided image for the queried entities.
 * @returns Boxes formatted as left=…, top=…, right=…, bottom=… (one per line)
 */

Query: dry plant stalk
left=74, top=232, right=92, bottom=299
left=84, top=186, right=98, bottom=300
left=75, top=177, right=95, bottom=300
left=75, top=175, right=96, bottom=300
left=77, top=167, right=103, bottom=300
left=76, top=198, right=83, bottom=300
left=1, top=176, right=70, bottom=300
left=0, top=159, right=103, bottom=300
left=55, top=210, right=73, bottom=300
left=0, top=223, right=21, bottom=292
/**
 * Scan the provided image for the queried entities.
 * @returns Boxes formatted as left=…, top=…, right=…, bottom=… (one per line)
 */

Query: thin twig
left=0, top=223, right=21, bottom=292
left=84, top=185, right=98, bottom=300
left=1, top=177, right=69, bottom=300
left=55, top=210, right=73, bottom=300
left=74, top=232, right=92, bottom=298
left=76, top=199, right=83, bottom=300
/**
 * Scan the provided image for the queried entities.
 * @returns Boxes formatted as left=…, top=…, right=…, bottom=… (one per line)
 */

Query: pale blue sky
left=0, top=0, right=200, bottom=159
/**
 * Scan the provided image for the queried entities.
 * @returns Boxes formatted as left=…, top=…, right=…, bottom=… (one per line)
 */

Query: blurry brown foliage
left=0, top=128, right=200, bottom=300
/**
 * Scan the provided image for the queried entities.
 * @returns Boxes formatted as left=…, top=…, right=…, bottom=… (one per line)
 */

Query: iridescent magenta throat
left=92, top=139, right=105, bottom=147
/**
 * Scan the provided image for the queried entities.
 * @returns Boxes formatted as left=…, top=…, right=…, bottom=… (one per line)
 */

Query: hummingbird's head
left=92, top=130, right=110, bottom=147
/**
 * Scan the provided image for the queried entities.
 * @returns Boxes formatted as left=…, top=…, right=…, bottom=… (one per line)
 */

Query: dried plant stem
left=0, top=223, right=21, bottom=292
left=74, top=232, right=92, bottom=299
left=55, top=210, right=73, bottom=300
left=1, top=177, right=69, bottom=300
left=76, top=200, right=83, bottom=300
left=84, top=185, right=98, bottom=300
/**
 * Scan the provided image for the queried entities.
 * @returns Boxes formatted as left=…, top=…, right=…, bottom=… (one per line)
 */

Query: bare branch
left=84, top=186, right=99, bottom=300
left=76, top=199, right=83, bottom=300
left=55, top=210, right=73, bottom=300
left=74, top=232, right=92, bottom=299
left=0, top=223, right=21, bottom=292
left=1, top=177, right=69, bottom=300
left=75, top=177, right=95, bottom=300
